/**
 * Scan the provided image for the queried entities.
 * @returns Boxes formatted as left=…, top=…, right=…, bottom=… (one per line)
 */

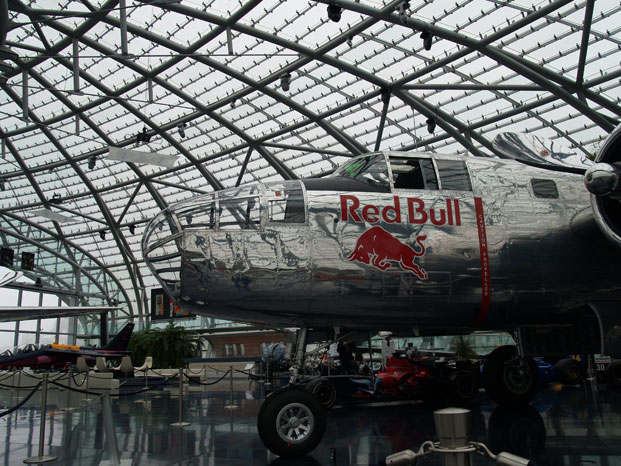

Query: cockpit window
left=266, top=182, right=305, bottom=223
left=390, top=157, right=438, bottom=190
left=333, top=154, right=390, bottom=190
left=219, top=197, right=261, bottom=230
left=436, top=160, right=472, bottom=191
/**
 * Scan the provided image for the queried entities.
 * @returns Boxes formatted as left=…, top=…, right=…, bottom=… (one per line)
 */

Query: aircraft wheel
left=483, top=345, right=539, bottom=405
left=305, top=378, right=337, bottom=409
left=448, top=370, right=479, bottom=403
left=555, top=358, right=585, bottom=385
left=604, top=360, right=621, bottom=388
left=258, top=387, right=326, bottom=457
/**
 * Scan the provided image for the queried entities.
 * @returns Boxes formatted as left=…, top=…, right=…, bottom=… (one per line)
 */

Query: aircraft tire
left=555, top=358, right=585, bottom=385
left=604, top=360, right=621, bottom=388
left=305, top=378, right=337, bottom=409
left=448, top=370, right=479, bottom=403
left=257, top=386, right=327, bottom=457
left=482, top=345, right=539, bottom=405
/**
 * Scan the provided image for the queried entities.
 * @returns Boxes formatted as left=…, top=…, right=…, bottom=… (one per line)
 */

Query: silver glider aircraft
left=143, top=126, right=621, bottom=456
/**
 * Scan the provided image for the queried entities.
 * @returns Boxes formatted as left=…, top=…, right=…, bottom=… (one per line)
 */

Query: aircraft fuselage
left=144, top=152, right=621, bottom=336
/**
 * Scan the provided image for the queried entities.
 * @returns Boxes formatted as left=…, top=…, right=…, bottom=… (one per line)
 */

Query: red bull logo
left=347, top=226, right=427, bottom=279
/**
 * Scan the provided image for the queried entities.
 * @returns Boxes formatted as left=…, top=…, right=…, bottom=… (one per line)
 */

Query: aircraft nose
left=142, top=183, right=263, bottom=300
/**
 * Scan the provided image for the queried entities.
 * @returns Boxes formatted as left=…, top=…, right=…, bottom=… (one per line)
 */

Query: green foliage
left=450, top=335, right=477, bottom=359
left=128, top=322, right=201, bottom=369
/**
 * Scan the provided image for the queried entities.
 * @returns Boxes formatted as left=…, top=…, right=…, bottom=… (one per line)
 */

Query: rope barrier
left=69, top=371, right=88, bottom=387
left=185, top=366, right=206, bottom=375
left=233, top=367, right=266, bottom=378
left=183, top=369, right=231, bottom=386
left=0, top=381, right=42, bottom=417
left=50, top=380, right=104, bottom=397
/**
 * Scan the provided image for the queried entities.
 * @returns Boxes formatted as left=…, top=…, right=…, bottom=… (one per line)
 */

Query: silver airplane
left=143, top=125, right=621, bottom=457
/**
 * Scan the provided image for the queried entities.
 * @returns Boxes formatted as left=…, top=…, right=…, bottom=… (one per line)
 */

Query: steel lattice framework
left=0, top=0, right=619, bottom=326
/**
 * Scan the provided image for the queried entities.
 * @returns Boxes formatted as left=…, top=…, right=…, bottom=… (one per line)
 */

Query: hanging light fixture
left=420, top=31, right=433, bottom=51
left=426, top=117, right=436, bottom=134
left=178, top=122, right=187, bottom=138
left=88, top=155, right=97, bottom=169
left=280, top=72, right=291, bottom=92
left=327, top=3, right=342, bottom=22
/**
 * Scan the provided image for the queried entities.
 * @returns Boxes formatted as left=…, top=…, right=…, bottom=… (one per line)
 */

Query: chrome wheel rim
left=276, top=402, right=315, bottom=444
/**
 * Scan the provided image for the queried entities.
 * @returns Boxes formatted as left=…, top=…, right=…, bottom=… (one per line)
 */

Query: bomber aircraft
left=142, top=126, right=621, bottom=457
left=0, top=322, right=134, bottom=370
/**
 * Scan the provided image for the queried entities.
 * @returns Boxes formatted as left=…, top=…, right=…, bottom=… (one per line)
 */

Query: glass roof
left=0, top=0, right=620, bottom=322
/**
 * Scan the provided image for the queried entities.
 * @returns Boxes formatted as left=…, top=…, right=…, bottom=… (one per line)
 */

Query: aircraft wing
left=493, top=132, right=594, bottom=173
left=43, top=347, right=130, bottom=359
left=0, top=266, right=22, bottom=287
left=0, top=306, right=122, bottom=322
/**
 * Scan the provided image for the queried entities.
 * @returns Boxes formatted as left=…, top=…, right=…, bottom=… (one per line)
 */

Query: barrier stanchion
left=265, top=361, right=271, bottom=387
left=101, top=392, right=121, bottom=466
left=224, top=366, right=238, bottom=410
left=171, top=368, right=190, bottom=427
left=24, top=373, right=57, bottom=464
left=60, top=373, right=76, bottom=413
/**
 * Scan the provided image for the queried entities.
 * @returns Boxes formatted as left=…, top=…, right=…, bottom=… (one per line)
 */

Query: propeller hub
left=584, top=162, right=621, bottom=197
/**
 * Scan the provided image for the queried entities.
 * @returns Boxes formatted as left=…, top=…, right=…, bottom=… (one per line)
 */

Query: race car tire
left=482, top=345, right=539, bottom=405
left=305, top=378, right=337, bottom=409
left=258, top=387, right=327, bottom=457
left=448, top=370, right=479, bottom=403
left=555, top=358, right=585, bottom=385
left=604, top=360, right=621, bottom=388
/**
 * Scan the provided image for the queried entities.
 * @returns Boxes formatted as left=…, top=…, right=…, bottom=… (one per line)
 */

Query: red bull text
left=340, top=195, right=461, bottom=226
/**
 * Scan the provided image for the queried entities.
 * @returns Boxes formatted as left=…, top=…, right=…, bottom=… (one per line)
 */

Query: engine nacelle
left=585, top=123, right=621, bottom=247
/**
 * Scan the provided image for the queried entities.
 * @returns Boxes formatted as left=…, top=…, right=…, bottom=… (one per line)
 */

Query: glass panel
left=436, top=160, right=472, bottom=191
left=265, top=182, right=305, bottom=223
left=219, top=197, right=260, bottom=230
left=390, top=157, right=438, bottom=190
left=531, top=179, right=559, bottom=199
left=333, top=154, right=390, bottom=190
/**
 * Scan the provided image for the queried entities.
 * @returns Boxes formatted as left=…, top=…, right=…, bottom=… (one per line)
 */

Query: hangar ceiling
left=0, top=0, right=620, bottom=323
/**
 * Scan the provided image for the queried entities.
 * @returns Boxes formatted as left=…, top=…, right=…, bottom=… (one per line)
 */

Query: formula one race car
left=303, top=355, right=479, bottom=409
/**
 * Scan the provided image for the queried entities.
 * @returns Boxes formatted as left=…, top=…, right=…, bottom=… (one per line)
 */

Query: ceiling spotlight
left=186, top=214, right=193, bottom=225
left=327, top=3, right=342, bottom=22
left=346, top=35, right=353, bottom=47
left=136, top=127, right=152, bottom=144
left=178, top=122, right=187, bottom=139
left=420, top=31, right=433, bottom=51
left=129, top=224, right=136, bottom=234
left=426, top=117, right=436, bottom=134
left=280, top=72, right=291, bottom=92
left=88, top=155, right=97, bottom=170
left=231, top=99, right=236, bottom=108
left=100, top=231, right=106, bottom=240
left=0, top=180, right=5, bottom=191
left=49, top=193, right=63, bottom=205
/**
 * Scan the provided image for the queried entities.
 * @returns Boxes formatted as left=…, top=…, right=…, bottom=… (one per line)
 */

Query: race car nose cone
left=585, top=162, right=621, bottom=196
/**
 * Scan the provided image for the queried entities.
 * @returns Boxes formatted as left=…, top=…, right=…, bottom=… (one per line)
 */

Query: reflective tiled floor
left=0, top=376, right=620, bottom=466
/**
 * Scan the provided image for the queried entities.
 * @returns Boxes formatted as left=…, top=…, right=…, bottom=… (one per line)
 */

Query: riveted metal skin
left=143, top=150, right=621, bottom=336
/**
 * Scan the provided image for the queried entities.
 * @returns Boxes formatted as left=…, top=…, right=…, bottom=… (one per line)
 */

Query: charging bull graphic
left=347, top=226, right=428, bottom=279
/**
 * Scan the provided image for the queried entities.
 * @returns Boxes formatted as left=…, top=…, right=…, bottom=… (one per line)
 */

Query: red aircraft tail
left=102, top=322, right=134, bottom=351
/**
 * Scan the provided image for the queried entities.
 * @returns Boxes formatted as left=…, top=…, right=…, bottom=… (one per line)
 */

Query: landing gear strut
left=257, top=328, right=328, bottom=457
left=482, top=345, right=539, bottom=405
